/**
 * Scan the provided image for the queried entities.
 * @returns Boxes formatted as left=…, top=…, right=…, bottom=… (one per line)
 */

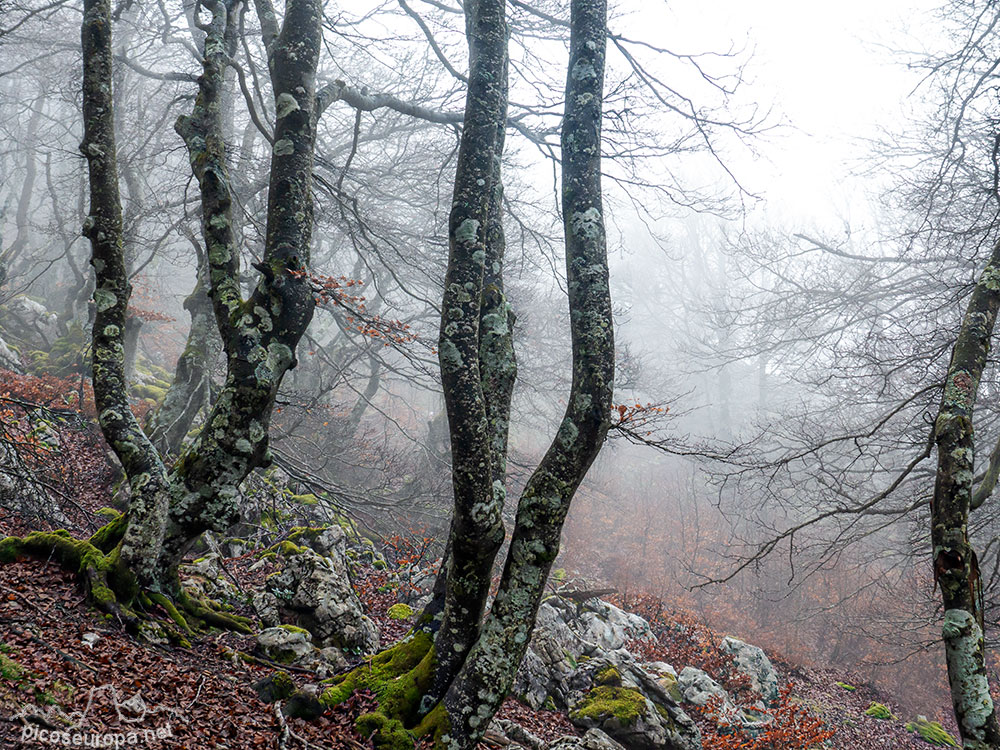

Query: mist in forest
left=2, top=0, right=998, bottom=734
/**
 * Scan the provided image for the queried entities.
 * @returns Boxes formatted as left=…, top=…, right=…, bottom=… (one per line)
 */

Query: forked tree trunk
left=416, top=0, right=612, bottom=745
left=932, top=236, right=1000, bottom=749
left=80, top=0, right=322, bottom=597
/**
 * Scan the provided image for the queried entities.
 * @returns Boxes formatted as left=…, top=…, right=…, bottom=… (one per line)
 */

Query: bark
left=448, top=5, right=611, bottom=745
left=442, top=0, right=613, bottom=743
left=429, top=0, right=510, bottom=695
left=80, top=0, right=172, bottom=590
left=74, top=0, right=321, bottom=597
left=159, top=0, right=321, bottom=577
left=932, top=236, right=1000, bottom=749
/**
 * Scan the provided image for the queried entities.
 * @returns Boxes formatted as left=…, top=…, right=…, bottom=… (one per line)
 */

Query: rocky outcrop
left=568, top=658, right=700, bottom=750
left=0, top=335, right=21, bottom=372
left=547, top=729, right=627, bottom=750
left=677, top=667, right=732, bottom=709
left=2, top=296, right=58, bottom=348
left=513, top=596, right=653, bottom=710
left=253, top=525, right=379, bottom=659
left=512, top=596, right=700, bottom=750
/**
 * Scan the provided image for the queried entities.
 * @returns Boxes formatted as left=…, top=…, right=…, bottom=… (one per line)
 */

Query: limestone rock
left=546, top=728, right=627, bottom=750
left=720, top=636, right=780, bottom=707
left=264, top=542, right=379, bottom=653
left=488, top=718, right=545, bottom=750
left=257, top=626, right=314, bottom=664
left=677, top=666, right=731, bottom=709
left=567, top=658, right=700, bottom=750
left=0, top=335, right=21, bottom=372
left=3, top=296, right=59, bottom=347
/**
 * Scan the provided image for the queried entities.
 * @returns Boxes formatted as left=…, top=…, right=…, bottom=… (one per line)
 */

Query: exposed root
left=1, top=522, right=254, bottom=638
left=320, top=632, right=447, bottom=749
left=0, top=528, right=136, bottom=625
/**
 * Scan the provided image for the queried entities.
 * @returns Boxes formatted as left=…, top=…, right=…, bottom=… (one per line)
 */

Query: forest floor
left=0, top=502, right=962, bottom=750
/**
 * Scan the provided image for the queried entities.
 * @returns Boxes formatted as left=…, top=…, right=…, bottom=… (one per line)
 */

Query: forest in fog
left=3, top=1, right=1000, bottom=749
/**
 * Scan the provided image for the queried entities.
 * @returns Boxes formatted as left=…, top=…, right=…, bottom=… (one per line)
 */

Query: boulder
left=257, top=626, right=314, bottom=664
left=677, top=666, right=731, bottom=709
left=0, top=335, right=21, bottom=372
left=567, top=658, right=700, bottom=750
left=488, top=718, right=545, bottom=750
left=263, top=537, right=379, bottom=653
left=720, top=636, right=780, bottom=707
left=2, top=295, right=58, bottom=347
left=546, top=729, right=627, bottom=750
left=676, top=665, right=770, bottom=735
left=513, top=596, right=651, bottom=710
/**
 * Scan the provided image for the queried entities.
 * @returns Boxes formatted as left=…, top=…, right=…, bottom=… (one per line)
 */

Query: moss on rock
left=570, top=685, right=648, bottom=726
left=387, top=603, right=415, bottom=620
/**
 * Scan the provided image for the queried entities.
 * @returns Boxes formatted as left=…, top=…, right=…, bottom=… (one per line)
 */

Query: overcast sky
left=654, top=0, right=942, bottom=226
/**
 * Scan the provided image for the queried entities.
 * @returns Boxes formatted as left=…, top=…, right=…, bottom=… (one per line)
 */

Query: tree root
left=1, top=520, right=254, bottom=638
left=320, top=632, right=449, bottom=749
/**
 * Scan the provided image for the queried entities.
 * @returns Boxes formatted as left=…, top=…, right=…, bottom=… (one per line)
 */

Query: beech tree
left=309, top=0, right=613, bottom=746
left=0, top=0, right=323, bottom=626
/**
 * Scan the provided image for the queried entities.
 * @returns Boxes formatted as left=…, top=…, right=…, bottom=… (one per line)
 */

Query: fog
left=0, top=0, right=995, bottom=721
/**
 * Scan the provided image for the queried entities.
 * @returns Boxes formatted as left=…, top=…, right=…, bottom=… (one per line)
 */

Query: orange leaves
left=695, top=685, right=835, bottom=750
left=289, top=269, right=417, bottom=346
left=611, top=401, right=669, bottom=428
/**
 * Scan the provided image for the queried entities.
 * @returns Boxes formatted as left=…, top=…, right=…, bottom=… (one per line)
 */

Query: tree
left=317, top=0, right=614, bottom=746
left=1, top=0, right=323, bottom=626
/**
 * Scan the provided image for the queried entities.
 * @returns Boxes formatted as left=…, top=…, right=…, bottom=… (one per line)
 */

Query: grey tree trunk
left=78, top=0, right=322, bottom=597
left=932, top=237, right=1000, bottom=749
left=440, top=1, right=612, bottom=743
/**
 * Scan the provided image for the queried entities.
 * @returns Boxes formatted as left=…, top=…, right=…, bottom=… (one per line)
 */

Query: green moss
left=413, top=703, right=450, bottom=747
left=0, top=652, right=25, bottom=681
left=278, top=624, right=310, bottom=635
left=865, top=702, right=894, bottom=720
left=906, top=718, right=959, bottom=747
left=261, top=539, right=307, bottom=557
left=387, top=603, right=415, bottom=620
left=320, top=632, right=435, bottom=728
left=594, top=665, right=622, bottom=686
left=288, top=493, right=319, bottom=506
left=0, top=537, right=19, bottom=564
left=266, top=671, right=296, bottom=701
left=570, top=686, right=648, bottom=726
left=659, top=672, right=683, bottom=703
left=835, top=682, right=856, bottom=691
left=356, top=712, right=415, bottom=750
left=132, top=383, right=168, bottom=403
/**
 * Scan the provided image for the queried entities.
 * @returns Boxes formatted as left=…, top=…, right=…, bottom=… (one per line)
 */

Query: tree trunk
left=81, top=0, right=172, bottom=592
left=428, top=0, right=510, bottom=695
left=932, top=236, right=1000, bottom=749
left=74, top=0, right=322, bottom=599
left=440, top=1, right=612, bottom=742
left=147, top=242, right=217, bottom=456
